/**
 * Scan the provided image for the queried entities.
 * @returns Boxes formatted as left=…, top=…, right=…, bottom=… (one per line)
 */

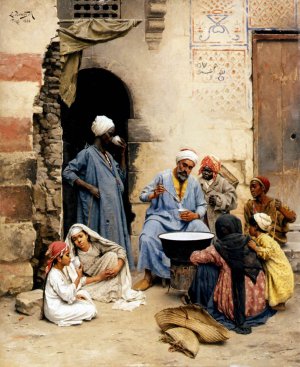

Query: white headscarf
left=254, top=213, right=272, bottom=232
left=64, top=223, right=146, bottom=308
left=65, top=223, right=118, bottom=259
left=176, top=148, right=199, bottom=166
left=91, top=115, right=114, bottom=137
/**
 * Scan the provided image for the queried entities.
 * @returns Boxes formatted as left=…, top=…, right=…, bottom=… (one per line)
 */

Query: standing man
left=133, top=148, right=209, bottom=291
left=198, top=155, right=237, bottom=234
left=63, top=115, right=134, bottom=268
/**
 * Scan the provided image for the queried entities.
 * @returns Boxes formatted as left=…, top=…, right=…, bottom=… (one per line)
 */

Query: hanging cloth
left=59, top=18, right=141, bottom=107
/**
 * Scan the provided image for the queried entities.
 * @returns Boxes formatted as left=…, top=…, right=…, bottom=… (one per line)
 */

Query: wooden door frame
left=252, top=32, right=300, bottom=175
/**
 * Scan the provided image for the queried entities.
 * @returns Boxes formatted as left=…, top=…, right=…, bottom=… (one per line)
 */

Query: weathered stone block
left=15, top=289, right=43, bottom=316
left=131, top=203, right=148, bottom=236
left=128, top=119, right=158, bottom=143
left=0, top=220, right=36, bottom=262
left=46, top=113, right=59, bottom=124
left=0, top=262, right=33, bottom=296
left=0, top=152, right=37, bottom=185
left=130, top=235, right=139, bottom=266
left=0, top=117, right=32, bottom=152
left=129, top=169, right=168, bottom=203
left=0, top=81, right=39, bottom=119
left=0, top=185, right=33, bottom=221
left=33, top=184, right=47, bottom=212
left=0, top=53, right=42, bottom=82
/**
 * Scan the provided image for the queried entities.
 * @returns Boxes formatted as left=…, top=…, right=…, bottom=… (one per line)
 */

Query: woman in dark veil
left=187, top=214, right=275, bottom=334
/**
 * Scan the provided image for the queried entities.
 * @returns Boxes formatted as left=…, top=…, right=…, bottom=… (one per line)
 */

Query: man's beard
left=177, top=171, right=188, bottom=182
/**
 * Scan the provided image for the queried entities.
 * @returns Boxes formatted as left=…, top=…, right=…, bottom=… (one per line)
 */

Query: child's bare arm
left=248, top=239, right=258, bottom=251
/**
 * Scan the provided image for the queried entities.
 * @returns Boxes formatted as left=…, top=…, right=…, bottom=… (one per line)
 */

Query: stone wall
left=0, top=0, right=58, bottom=295
left=32, top=42, right=62, bottom=287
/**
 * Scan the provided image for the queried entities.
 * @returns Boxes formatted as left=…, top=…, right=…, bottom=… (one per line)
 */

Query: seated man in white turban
left=133, top=148, right=209, bottom=291
left=63, top=115, right=134, bottom=269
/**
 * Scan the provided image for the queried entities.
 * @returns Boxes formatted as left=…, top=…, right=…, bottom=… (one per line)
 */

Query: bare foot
left=272, top=303, right=286, bottom=311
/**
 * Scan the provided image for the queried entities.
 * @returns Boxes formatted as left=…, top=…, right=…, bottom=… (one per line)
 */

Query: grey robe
left=199, top=174, right=237, bottom=234
left=63, top=145, right=133, bottom=268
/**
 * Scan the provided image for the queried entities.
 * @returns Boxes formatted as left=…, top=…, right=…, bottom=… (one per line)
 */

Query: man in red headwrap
left=198, top=155, right=237, bottom=234
left=244, top=176, right=297, bottom=246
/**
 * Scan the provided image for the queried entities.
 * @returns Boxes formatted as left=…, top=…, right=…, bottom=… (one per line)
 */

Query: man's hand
left=149, top=184, right=165, bottom=200
left=89, top=185, right=100, bottom=198
left=118, top=137, right=127, bottom=150
left=180, top=210, right=199, bottom=222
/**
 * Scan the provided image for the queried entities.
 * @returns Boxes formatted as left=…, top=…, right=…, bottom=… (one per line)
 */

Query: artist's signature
left=10, top=11, right=35, bottom=24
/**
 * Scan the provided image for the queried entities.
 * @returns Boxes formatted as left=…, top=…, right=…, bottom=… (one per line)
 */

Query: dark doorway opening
left=61, top=68, right=134, bottom=236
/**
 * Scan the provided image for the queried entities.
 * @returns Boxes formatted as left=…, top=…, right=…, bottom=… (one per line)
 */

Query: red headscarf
left=198, top=155, right=221, bottom=179
left=250, top=176, right=270, bottom=193
left=45, top=241, right=68, bottom=274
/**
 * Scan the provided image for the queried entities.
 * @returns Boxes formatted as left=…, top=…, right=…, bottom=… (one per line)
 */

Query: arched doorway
left=61, top=68, right=134, bottom=236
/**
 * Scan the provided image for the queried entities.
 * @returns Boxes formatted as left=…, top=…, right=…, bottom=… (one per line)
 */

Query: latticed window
left=73, top=0, right=121, bottom=19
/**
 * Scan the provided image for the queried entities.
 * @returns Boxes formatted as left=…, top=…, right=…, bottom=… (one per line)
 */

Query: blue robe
left=63, top=145, right=134, bottom=268
left=138, top=169, right=209, bottom=279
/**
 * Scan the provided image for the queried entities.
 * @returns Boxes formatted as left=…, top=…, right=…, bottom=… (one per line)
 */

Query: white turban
left=91, top=115, right=115, bottom=137
left=254, top=213, right=272, bottom=232
left=176, top=149, right=199, bottom=166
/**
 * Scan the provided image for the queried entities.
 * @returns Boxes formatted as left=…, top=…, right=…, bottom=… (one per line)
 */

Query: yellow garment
left=255, top=233, right=294, bottom=306
left=172, top=169, right=188, bottom=200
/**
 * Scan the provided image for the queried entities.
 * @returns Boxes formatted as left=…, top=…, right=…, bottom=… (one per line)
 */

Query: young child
left=43, top=241, right=97, bottom=326
left=248, top=213, right=294, bottom=311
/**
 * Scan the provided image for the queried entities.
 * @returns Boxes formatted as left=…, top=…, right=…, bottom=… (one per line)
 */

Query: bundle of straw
left=161, top=327, right=199, bottom=359
left=155, top=305, right=230, bottom=344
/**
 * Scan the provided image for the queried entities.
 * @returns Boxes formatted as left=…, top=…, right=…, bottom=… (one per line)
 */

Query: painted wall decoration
left=248, top=0, right=297, bottom=29
left=191, top=49, right=247, bottom=112
left=191, top=0, right=247, bottom=46
left=190, top=0, right=248, bottom=113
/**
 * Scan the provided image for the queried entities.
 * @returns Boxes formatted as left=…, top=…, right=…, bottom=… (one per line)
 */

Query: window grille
left=73, top=0, right=121, bottom=19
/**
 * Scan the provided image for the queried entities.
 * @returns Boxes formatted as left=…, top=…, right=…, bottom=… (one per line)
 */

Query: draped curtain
left=59, top=19, right=141, bottom=107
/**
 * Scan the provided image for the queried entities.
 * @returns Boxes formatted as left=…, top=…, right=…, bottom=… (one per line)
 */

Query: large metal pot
left=159, top=231, right=214, bottom=264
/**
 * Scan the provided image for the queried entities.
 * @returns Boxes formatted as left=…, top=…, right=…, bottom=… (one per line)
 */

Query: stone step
left=287, top=231, right=300, bottom=242
left=284, top=241, right=300, bottom=273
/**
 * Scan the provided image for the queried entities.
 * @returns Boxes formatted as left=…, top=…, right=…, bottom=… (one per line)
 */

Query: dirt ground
left=0, top=273, right=299, bottom=367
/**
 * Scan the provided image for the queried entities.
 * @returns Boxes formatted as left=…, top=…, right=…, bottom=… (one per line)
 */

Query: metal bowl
left=159, top=231, right=214, bottom=263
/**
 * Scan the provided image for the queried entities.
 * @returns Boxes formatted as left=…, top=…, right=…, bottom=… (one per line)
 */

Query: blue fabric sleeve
left=62, top=150, right=88, bottom=186
left=139, top=173, right=163, bottom=202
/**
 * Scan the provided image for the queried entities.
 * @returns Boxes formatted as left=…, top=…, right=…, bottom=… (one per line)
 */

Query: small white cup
left=178, top=208, right=187, bottom=214
left=73, top=256, right=81, bottom=269
left=111, top=135, right=122, bottom=146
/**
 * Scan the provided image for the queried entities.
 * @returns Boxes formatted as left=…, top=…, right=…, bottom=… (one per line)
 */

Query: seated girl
left=43, top=241, right=97, bottom=326
left=248, top=213, right=294, bottom=311
left=187, top=214, right=275, bottom=334
left=65, top=224, right=145, bottom=308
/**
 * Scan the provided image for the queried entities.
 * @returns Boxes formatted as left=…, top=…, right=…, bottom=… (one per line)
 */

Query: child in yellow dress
left=248, top=213, right=294, bottom=311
